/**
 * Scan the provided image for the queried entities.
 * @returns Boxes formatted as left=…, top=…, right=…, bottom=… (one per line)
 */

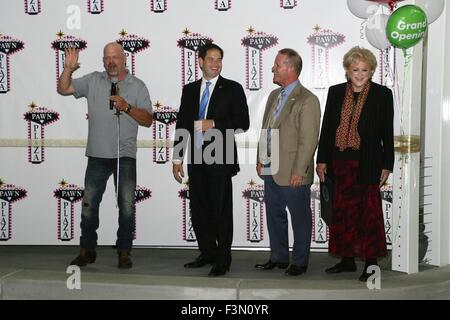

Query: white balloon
left=422, top=0, right=445, bottom=24
left=347, top=0, right=387, bottom=19
left=365, top=13, right=391, bottom=50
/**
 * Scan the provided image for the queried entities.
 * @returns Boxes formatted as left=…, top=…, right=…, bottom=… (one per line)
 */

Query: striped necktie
left=267, top=88, right=286, bottom=157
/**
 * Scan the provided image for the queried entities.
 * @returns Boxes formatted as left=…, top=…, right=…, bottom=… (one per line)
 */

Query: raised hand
left=64, top=47, right=80, bottom=72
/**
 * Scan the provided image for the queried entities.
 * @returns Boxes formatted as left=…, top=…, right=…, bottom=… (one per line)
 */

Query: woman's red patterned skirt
left=328, top=159, right=387, bottom=260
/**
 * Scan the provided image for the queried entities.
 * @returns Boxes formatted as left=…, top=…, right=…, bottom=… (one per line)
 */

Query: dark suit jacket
left=316, top=81, right=394, bottom=184
left=174, top=75, right=250, bottom=176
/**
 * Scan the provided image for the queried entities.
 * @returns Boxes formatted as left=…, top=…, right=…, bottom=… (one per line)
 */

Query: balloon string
left=393, top=47, right=413, bottom=251
left=389, top=0, right=395, bottom=12
left=393, top=151, right=407, bottom=248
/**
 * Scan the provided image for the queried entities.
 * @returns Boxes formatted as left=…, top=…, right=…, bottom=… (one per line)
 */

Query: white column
left=440, top=2, right=450, bottom=265
left=419, top=1, right=449, bottom=267
left=391, top=0, right=426, bottom=274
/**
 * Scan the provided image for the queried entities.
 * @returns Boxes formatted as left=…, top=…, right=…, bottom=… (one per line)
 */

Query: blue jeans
left=80, top=157, right=136, bottom=252
left=264, top=175, right=312, bottom=266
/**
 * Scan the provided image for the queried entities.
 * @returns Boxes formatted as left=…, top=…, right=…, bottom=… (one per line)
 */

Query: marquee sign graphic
left=310, top=184, right=328, bottom=246
left=381, top=185, right=393, bottom=246
left=0, top=34, right=25, bottom=94
left=215, top=0, right=231, bottom=11
left=0, top=179, right=27, bottom=241
left=133, top=185, right=152, bottom=239
left=116, top=30, right=150, bottom=76
left=53, top=180, right=83, bottom=242
left=379, top=47, right=395, bottom=88
left=152, top=102, right=178, bottom=164
left=242, top=180, right=265, bottom=243
left=307, top=25, right=345, bottom=89
left=51, top=31, right=87, bottom=90
left=179, top=182, right=196, bottom=242
left=23, top=103, right=60, bottom=164
left=280, top=0, right=297, bottom=9
left=241, top=27, right=278, bottom=91
left=151, top=0, right=167, bottom=13
left=177, top=29, right=213, bottom=87
left=24, top=0, right=41, bottom=15
left=87, top=0, right=104, bottom=14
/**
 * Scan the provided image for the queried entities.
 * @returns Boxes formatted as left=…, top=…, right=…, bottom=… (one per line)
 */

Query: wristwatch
left=124, top=104, right=132, bottom=114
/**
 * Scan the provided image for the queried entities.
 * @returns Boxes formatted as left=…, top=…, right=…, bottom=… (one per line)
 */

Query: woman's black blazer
left=316, top=81, right=394, bottom=185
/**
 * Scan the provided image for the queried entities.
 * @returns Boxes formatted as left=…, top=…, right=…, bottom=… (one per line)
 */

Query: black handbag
left=319, top=175, right=333, bottom=226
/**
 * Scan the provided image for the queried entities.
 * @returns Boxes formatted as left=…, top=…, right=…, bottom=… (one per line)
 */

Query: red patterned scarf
left=335, top=81, right=370, bottom=151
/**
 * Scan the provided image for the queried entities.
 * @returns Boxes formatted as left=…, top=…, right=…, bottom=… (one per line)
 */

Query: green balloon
left=386, top=5, right=428, bottom=49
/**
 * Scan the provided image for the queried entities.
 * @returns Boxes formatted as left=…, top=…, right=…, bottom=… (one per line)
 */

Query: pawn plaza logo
left=51, top=31, right=87, bottom=90
left=133, top=185, right=152, bottom=239
left=177, top=29, right=213, bottom=87
left=280, top=0, right=297, bottom=9
left=87, top=0, right=104, bottom=14
left=0, top=179, right=27, bottom=241
left=215, top=0, right=231, bottom=11
left=242, top=180, right=265, bottom=242
left=152, top=102, right=178, bottom=164
left=179, top=181, right=195, bottom=242
left=307, top=25, right=345, bottom=89
left=378, top=48, right=395, bottom=88
left=53, top=180, right=83, bottom=241
left=150, top=0, right=167, bottom=13
left=23, top=102, right=60, bottom=164
left=310, top=184, right=329, bottom=248
left=116, top=30, right=150, bottom=76
left=0, top=34, right=25, bottom=94
left=381, top=184, right=393, bottom=247
left=241, top=27, right=278, bottom=91
left=24, top=0, right=41, bottom=15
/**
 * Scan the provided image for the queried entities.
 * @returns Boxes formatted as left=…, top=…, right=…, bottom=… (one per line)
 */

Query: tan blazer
left=258, top=82, right=321, bottom=186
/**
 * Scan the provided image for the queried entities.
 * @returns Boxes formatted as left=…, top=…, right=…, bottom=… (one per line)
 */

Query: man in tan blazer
left=255, top=48, right=321, bottom=276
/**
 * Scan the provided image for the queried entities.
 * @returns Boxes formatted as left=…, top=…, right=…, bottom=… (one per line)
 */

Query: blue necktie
left=195, top=81, right=211, bottom=149
left=267, top=88, right=286, bottom=157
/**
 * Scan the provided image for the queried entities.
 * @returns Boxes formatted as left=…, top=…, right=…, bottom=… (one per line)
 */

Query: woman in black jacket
left=316, top=46, right=394, bottom=282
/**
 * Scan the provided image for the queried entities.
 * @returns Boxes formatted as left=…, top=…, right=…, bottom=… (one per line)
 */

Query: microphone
left=110, top=77, right=118, bottom=110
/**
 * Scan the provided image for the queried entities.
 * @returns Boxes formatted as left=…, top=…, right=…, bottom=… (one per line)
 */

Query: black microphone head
left=110, top=78, right=118, bottom=110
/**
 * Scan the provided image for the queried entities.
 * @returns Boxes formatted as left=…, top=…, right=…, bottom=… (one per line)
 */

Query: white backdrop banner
left=0, top=0, right=396, bottom=250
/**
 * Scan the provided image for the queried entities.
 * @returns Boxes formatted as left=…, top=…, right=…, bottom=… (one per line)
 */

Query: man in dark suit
left=172, top=43, right=250, bottom=277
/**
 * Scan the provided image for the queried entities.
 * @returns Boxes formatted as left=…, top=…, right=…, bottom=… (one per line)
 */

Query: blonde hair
left=343, top=46, right=377, bottom=76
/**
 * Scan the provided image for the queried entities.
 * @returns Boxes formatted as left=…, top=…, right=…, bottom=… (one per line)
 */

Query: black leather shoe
left=285, top=264, right=307, bottom=276
left=184, top=256, right=214, bottom=268
left=208, top=264, right=229, bottom=277
left=359, top=264, right=378, bottom=282
left=118, top=250, right=133, bottom=269
left=359, top=271, right=372, bottom=282
left=70, top=249, right=96, bottom=267
left=254, top=260, right=289, bottom=270
left=325, top=262, right=357, bottom=274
